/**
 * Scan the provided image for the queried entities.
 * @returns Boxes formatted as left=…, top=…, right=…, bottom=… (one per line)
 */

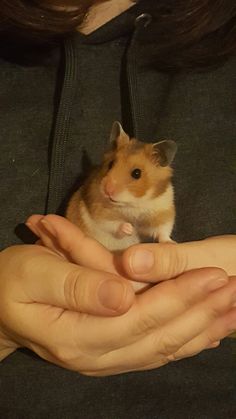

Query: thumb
left=7, top=246, right=134, bottom=317
left=121, top=239, right=227, bottom=282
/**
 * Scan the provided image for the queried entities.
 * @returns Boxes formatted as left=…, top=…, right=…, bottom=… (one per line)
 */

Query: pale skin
left=0, top=213, right=235, bottom=376
left=81, top=0, right=135, bottom=34
left=0, top=1, right=236, bottom=374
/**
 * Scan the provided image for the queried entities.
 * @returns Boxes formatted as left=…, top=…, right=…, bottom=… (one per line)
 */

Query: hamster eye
left=108, top=160, right=114, bottom=170
left=131, top=168, right=142, bottom=179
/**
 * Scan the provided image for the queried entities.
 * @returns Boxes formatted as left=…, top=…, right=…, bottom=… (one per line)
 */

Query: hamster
left=66, top=121, right=177, bottom=251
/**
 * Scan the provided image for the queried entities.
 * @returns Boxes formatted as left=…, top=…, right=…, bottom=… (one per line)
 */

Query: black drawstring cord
left=126, top=13, right=152, bottom=139
left=46, top=37, right=78, bottom=214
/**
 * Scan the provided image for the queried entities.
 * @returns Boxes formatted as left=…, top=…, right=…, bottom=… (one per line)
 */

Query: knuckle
left=207, top=305, right=223, bottom=321
left=174, top=246, right=188, bottom=276
left=169, top=280, right=192, bottom=311
left=204, top=329, right=220, bottom=347
left=166, top=352, right=179, bottom=362
left=0, top=245, right=37, bottom=281
left=156, top=245, right=187, bottom=280
left=51, top=345, right=79, bottom=366
left=170, top=345, right=200, bottom=361
left=64, top=268, right=87, bottom=311
left=155, top=330, right=181, bottom=357
left=80, top=359, right=112, bottom=376
left=209, top=341, right=221, bottom=348
left=134, top=308, right=161, bottom=337
left=55, top=352, right=105, bottom=375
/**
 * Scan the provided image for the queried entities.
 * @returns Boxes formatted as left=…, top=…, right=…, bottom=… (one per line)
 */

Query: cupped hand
left=26, top=214, right=148, bottom=292
left=0, top=243, right=236, bottom=374
left=0, top=244, right=134, bottom=361
left=122, top=235, right=236, bottom=340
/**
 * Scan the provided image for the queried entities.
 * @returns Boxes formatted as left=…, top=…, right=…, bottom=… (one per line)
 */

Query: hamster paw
left=119, top=222, right=134, bottom=236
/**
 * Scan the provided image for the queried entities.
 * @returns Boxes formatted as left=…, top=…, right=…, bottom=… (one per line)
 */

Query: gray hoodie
left=0, top=2, right=235, bottom=418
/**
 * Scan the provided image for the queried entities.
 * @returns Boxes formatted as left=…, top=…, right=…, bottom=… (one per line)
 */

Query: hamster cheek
left=115, top=189, right=137, bottom=203
left=99, top=176, right=107, bottom=195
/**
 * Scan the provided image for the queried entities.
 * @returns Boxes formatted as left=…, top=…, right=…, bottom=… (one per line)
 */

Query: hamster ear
left=110, top=121, right=130, bottom=148
left=152, top=140, right=177, bottom=167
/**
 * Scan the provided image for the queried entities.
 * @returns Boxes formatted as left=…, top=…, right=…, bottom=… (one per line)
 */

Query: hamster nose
left=104, top=179, right=116, bottom=197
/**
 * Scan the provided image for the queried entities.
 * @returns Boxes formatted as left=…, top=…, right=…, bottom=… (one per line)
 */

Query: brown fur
left=101, top=138, right=173, bottom=199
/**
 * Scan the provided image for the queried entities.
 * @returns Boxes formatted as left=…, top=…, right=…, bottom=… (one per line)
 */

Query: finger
left=121, top=236, right=236, bottom=282
left=110, top=339, right=222, bottom=375
left=131, top=268, right=229, bottom=332
left=7, top=245, right=134, bottom=317
left=157, top=276, right=236, bottom=349
left=61, top=270, right=233, bottom=357
left=26, top=216, right=72, bottom=259
left=26, top=214, right=43, bottom=237
left=10, top=271, right=236, bottom=375
left=17, top=296, right=236, bottom=376
left=27, top=214, right=118, bottom=274
left=26, top=214, right=147, bottom=293
left=91, top=277, right=236, bottom=374
left=169, top=306, right=236, bottom=361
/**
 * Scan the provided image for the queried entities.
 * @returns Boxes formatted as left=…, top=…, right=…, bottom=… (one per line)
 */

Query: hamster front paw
left=117, top=222, right=134, bottom=237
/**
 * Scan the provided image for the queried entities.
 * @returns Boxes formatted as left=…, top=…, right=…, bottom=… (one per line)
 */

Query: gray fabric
left=1, top=37, right=235, bottom=247
left=0, top=340, right=235, bottom=419
left=0, top=4, right=235, bottom=418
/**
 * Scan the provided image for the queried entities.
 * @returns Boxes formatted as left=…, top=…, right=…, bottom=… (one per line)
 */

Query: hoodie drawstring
left=126, top=13, right=152, bottom=139
left=46, top=37, right=78, bottom=214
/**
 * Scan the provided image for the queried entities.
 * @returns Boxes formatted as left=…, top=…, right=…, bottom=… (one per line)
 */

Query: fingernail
left=25, top=221, right=34, bottom=231
left=40, top=219, right=57, bottom=237
left=206, top=276, right=229, bottom=291
left=25, top=222, right=39, bottom=237
left=98, top=280, right=127, bottom=311
left=130, top=249, right=154, bottom=274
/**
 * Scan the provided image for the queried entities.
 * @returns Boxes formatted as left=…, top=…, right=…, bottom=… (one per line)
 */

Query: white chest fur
left=81, top=205, right=141, bottom=250
left=81, top=184, right=174, bottom=250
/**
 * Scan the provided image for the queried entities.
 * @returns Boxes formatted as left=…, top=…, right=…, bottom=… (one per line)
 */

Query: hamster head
left=100, top=121, right=177, bottom=206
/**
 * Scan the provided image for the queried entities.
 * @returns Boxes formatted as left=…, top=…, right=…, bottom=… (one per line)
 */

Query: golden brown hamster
left=66, top=121, right=177, bottom=251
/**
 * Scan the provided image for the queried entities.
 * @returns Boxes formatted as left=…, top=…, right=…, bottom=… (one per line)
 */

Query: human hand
left=0, top=243, right=236, bottom=374
left=0, top=244, right=134, bottom=361
left=26, top=215, right=236, bottom=359
left=26, top=214, right=148, bottom=292
left=121, top=235, right=236, bottom=340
